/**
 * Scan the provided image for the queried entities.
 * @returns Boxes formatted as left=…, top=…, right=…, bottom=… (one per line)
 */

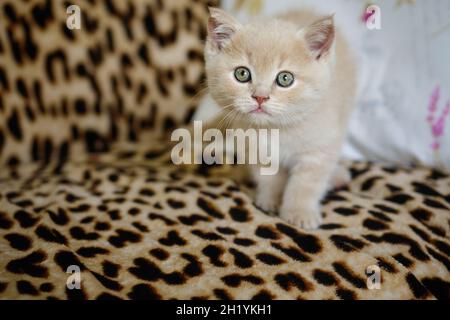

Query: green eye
left=276, top=71, right=294, bottom=88
left=234, top=67, right=251, bottom=83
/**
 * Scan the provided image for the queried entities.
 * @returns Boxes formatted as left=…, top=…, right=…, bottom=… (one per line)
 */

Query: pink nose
left=252, top=95, right=269, bottom=106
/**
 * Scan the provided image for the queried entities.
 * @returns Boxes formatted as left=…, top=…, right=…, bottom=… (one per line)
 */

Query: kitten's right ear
left=207, top=7, right=241, bottom=51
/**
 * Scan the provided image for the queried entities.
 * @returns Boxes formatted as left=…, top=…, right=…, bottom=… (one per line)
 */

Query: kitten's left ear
left=207, top=7, right=241, bottom=51
left=299, top=15, right=335, bottom=60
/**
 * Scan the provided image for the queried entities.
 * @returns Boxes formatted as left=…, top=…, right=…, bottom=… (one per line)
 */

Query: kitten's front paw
left=255, top=194, right=279, bottom=214
left=279, top=207, right=322, bottom=230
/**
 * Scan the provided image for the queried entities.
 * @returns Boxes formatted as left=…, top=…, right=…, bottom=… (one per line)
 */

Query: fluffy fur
left=204, top=8, right=356, bottom=229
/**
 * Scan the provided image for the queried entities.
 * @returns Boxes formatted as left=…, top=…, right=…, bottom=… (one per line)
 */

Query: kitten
left=203, top=8, right=356, bottom=229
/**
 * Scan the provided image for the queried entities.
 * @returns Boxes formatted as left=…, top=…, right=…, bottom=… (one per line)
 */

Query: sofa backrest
left=0, top=0, right=215, bottom=167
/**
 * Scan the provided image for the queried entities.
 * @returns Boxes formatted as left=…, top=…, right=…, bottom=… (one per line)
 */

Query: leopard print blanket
left=0, top=141, right=449, bottom=299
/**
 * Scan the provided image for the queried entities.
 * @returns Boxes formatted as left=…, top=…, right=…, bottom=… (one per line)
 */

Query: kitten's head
left=205, top=8, right=336, bottom=127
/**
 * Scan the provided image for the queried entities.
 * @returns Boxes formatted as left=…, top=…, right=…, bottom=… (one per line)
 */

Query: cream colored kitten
left=204, top=8, right=356, bottom=229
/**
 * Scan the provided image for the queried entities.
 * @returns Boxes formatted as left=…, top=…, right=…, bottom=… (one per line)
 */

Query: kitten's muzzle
left=252, top=95, right=270, bottom=106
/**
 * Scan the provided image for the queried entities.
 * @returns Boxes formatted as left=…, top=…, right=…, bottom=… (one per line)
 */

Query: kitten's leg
left=328, top=162, right=350, bottom=190
left=280, top=153, right=337, bottom=229
left=253, top=166, right=287, bottom=213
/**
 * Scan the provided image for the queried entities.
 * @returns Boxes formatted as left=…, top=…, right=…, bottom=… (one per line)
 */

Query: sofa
left=0, top=0, right=448, bottom=300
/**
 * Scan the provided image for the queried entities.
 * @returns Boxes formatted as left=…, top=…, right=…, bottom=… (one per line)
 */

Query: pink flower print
left=431, top=141, right=440, bottom=150
left=426, top=85, right=450, bottom=163
left=432, top=117, right=444, bottom=137
left=427, top=85, right=440, bottom=124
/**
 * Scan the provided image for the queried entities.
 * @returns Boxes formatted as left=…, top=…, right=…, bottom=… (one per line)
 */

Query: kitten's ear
left=300, top=15, right=335, bottom=60
left=207, top=7, right=241, bottom=51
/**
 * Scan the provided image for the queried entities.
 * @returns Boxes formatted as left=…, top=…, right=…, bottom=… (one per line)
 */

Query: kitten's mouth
left=250, top=106, right=270, bottom=115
